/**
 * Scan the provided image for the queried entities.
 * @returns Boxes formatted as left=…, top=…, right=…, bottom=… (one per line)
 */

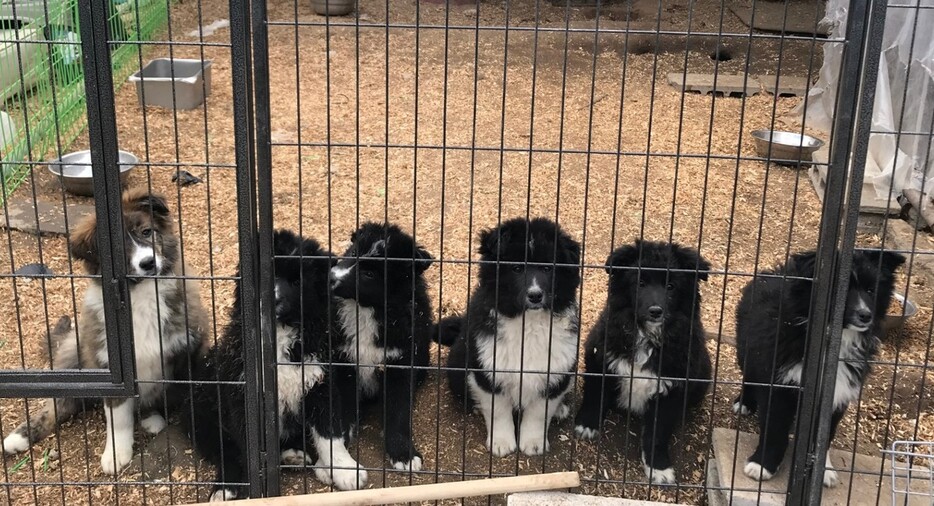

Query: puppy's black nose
left=527, top=290, right=543, bottom=304
left=648, top=306, right=664, bottom=319
left=139, top=257, right=156, bottom=273
left=856, top=309, right=872, bottom=324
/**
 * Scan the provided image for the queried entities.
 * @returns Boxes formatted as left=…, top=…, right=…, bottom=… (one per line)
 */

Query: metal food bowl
left=751, top=129, right=825, bottom=166
left=47, top=150, right=138, bottom=196
left=881, top=293, right=918, bottom=334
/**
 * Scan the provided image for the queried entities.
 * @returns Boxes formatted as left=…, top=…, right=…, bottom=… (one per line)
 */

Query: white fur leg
left=2, top=432, right=29, bottom=454
left=744, top=461, right=774, bottom=482
left=140, top=413, right=167, bottom=435
left=312, top=430, right=367, bottom=491
left=280, top=448, right=313, bottom=466
left=641, top=451, right=677, bottom=484
left=470, top=377, right=516, bottom=457
left=518, top=396, right=562, bottom=456
left=392, top=455, right=423, bottom=472
left=209, top=488, right=238, bottom=502
left=100, top=400, right=135, bottom=475
left=823, top=453, right=839, bottom=487
left=574, top=425, right=600, bottom=440
left=732, top=401, right=751, bottom=416
left=302, top=357, right=326, bottom=390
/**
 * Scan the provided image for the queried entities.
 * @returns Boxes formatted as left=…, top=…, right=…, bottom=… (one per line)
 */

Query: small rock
left=172, top=170, right=203, bottom=187
left=463, top=8, right=477, bottom=16
left=14, top=263, right=54, bottom=278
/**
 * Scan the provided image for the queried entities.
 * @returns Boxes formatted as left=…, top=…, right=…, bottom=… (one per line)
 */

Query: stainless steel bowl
left=47, top=150, right=138, bottom=196
left=881, top=293, right=918, bottom=334
left=751, top=130, right=825, bottom=166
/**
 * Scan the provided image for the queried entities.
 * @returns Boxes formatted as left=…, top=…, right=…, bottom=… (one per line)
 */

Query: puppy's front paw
left=140, top=414, right=167, bottom=435
left=392, top=455, right=423, bottom=472
left=315, top=458, right=368, bottom=490
left=744, top=461, right=775, bottom=482
left=488, top=433, right=517, bottom=457
left=280, top=448, right=313, bottom=467
left=732, top=400, right=753, bottom=416
left=519, top=432, right=549, bottom=456
left=100, top=445, right=133, bottom=476
left=643, top=465, right=677, bottom=484
left=209, top=488, right=239, bottom=502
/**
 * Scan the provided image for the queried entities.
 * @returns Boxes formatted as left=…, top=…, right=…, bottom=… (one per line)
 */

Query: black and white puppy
left=441, top=217, right=581, bottom=457
left=734, top=249, right=905, bottom=487
left=187, top=230, right=366, bottom=501
left=574, top=240, right=712, bottom=484
left=329, top=222, right=434, bottom=472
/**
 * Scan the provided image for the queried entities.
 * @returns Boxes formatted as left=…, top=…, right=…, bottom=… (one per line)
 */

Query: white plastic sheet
left=804, top=0, right=934, bottom=200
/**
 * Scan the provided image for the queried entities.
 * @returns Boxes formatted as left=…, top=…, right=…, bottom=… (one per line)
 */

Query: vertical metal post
left=75, top=0, right=136, bottom=394
left=787, top=0, right=881, bottom=503
left=251, top=0, right=281, bottom=495
left=229, top=0, right=265, bottom=497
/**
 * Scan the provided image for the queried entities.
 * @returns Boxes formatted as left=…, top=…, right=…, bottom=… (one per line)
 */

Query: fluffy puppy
left=329, top=222, right=434, bottom=471
left=574, top=240, right=712, bottom=484
left=734, top=249, right=905, bottom=487
left=2, top=189, right=207, bottom=475
left=442, top=217, right=581, bottom=457
left=186, top=230, right=367, bottom=501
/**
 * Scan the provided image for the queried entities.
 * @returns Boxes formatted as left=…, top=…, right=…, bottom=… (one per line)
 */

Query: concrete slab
left=508, top=492, right=680, bottom=506
left=730, top=3, right=829, bottom=37
left=884, top=218, right=934, bottom=287
left=125, top=424, right=197, bottom=481
left=0, top=196, right=94, bottom=236
left=668, top=73, right=760, bottom=97
left=710, top=428, right=932, bottom=506
left=757, top=75, right=812, bottom=97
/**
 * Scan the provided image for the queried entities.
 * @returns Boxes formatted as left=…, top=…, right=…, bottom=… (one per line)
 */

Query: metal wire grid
left=888, top=441, right=934, bottom=503
left=0, top=0, right=930, bottom=505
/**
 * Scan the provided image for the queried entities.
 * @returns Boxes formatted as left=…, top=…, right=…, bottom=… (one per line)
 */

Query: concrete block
left=730, top=4, right=829, bottom=37
left=757, top=75, right=812, bottom=97
left=0, top=196, right=93, bottom=236
left=668, top=73, right=760, bottom=97
left=710, top=428, right=933, bottom=506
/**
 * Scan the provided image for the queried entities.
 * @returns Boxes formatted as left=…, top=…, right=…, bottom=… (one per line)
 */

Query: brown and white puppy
left=1, top=188, right=208, bottom=475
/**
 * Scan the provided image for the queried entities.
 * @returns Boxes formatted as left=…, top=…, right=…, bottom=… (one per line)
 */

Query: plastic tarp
left=804, top=0, right=934, bottom=200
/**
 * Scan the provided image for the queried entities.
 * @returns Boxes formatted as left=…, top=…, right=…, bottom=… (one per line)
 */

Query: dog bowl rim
left=751, top=129, right=825, bottom=151
left=47, top=150, right=139, bottom=179
left=887, top=292, right=918, bottom=320
left=128, top=58, right=213, bottom=84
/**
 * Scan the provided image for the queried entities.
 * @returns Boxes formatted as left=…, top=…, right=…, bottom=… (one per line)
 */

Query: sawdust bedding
left=2, top=0, right=933, bottom=504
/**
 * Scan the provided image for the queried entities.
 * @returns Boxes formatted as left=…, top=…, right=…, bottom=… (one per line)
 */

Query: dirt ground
left=1, top=0, right=933, bottom=504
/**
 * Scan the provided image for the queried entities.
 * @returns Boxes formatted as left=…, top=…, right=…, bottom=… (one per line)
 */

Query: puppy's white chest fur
left=778, top=328, right=864, bottom=411
left=337, top=298, right=400, bottom=398
left=476, top=307, right=577, bottom=407
left=86, top=280, right=190, bottom=405
left=609, top=333, right=671, bottom=414
left=275, top=324, right=324, bottom=426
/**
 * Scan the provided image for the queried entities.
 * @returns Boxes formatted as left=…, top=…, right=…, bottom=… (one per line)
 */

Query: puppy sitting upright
left=734, top=249, right=905, bottom=487
left=1, top=189, right=207, bottom=475
left=574, top=240, right=712, bottom=484
left=442, top=217, right=581, bottom=457
left=329, top=222, right=434, bottom=472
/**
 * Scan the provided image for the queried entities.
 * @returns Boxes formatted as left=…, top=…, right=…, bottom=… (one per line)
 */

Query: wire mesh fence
left=0, top=0, right=933, bottom=505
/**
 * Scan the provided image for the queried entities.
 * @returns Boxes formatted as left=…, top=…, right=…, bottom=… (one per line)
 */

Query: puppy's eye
left=512, top=265, right=523, bottom=273
left=140, top=228, right=153, bottom=238
left=666, top=283, right=674, bottom=290
left=638, top=279, right=646, bottom=287
left=362, top=270, right=375, bottom=279
left=542, top=265, right=552, bottom=272
left=866, top=288, right=874, bottom=295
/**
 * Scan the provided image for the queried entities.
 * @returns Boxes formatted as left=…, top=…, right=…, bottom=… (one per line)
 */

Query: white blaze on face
left=330, top=265, right=352, bottom=282
left=129, top=239, right=161, bottom=276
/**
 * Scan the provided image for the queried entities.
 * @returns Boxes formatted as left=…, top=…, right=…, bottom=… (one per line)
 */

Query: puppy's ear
left=273, top=229, right=300, bottom=255
left=414, top=245, right=434, bottom=274
left=605, top=243, right=640, bottom=275
left=673, top=244, right=712, bottom=282
left=789, top=251, right=818, bottom=277
left=478, top=227, right=508, bottom=258
left=864, top=249, right=906, bottom=275
left=70, top=214, right=100, bottom=274
left=559, top=231, right=581, bottom=267
left=124, top=190, right=170, bottom=228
